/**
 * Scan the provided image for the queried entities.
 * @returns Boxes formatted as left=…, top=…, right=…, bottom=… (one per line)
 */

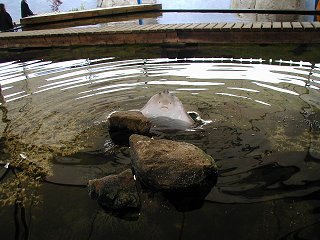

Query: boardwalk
left=0, top=22, right=320, bottom=49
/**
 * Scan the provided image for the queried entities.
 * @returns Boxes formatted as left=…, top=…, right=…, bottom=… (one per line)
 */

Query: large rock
left=231, top=0, right=304, bottom=9
left=88, top=169, right=140, bottom=210
left=129, top=134, right=218, bottom=191
left=231, top=0, right=305, bottom=21
left=108, top=111, right=151, bottom=145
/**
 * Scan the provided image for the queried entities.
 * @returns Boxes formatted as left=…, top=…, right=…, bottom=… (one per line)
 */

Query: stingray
left=141, top=90, right=194, bottom=130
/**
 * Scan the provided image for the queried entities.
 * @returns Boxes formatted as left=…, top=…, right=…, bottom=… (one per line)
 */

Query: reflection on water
left=0, top=52, right=320, bottom=239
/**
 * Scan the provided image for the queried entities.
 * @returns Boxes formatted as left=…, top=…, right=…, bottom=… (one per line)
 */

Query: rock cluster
left=89, top=110, right=218, bottom=212
left=88, top=134, right=217, bottom=211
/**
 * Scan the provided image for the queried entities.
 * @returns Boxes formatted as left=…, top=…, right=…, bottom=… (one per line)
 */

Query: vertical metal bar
left=316, top=0, right=320, bottom=21
left=138, top=0, right=143, bottom=24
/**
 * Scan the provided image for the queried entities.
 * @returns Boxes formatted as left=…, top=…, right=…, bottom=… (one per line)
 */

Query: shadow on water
left=1, top=44, right=320, bottom=63
left=163, top=172, right=218, bottom=212
left=0, top=44, right=320, bottom=239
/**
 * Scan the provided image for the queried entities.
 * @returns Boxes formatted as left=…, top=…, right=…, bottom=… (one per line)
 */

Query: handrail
left=0, top=25, right=23, bottom=33
left=161, top=9, right=320, bottom=15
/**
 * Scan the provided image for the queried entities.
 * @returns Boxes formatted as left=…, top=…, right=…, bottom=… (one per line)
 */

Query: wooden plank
left=291, top=22, right=303, bottom=31
left=120, top=24, right=144, bottom=33
left=193, top=23, right=211, bottom=31
left=21, top=4, right=162, bottom=25
left=177, top=23, right=203, bottom=32
left=183, top=23, right=203, bottom=30
left=126, top=3, right=162, bottom=13
left=136, top=24, right=158, bottom=32
left=102, top=24, right=130, bottom=33
left=202, top=23, right=218, bottom=30
left=251, top=22, right=262, bottom=31
left=300, top=22, right=314, bottom=30
left=262, top=22, right=272, bottom=29
left=145, top=24, right=167, bottom=31
left=83, top=27, right=103, bottom=34
left=153, top=24, right=176, bottom=32
left=212, top=22, right=227, bottom=31
left=282, top=22, right=292, bottom=31
left=161, top=24, right=175, bottom=29
left=98, top=25, right=119, bottom=33
left=116, top=24, right=138, bottom=32
left=165, top=24, right=182, bottom=31
left=272, top=22, right=282, bottom=30
left=311, top=21, right=320, bottom=29
left=174, top=23, right=193, bottom=31
left=242, top=22, right=253, bottom=30
left=232, top=22, right=244, bottom=31
left=221, top=22, right=235, bottom=31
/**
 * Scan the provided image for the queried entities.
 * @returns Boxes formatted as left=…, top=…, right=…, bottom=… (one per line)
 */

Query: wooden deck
left=20, top=4, right=162, bottom=26
left=1, top=22, right=320, bottom=49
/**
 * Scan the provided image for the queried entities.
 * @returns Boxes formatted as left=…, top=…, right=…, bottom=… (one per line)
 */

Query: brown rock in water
left=129, top=134, right=218, bottom=191
left=108, top=111, right=151, bottom=134
left=88, top=169, right=140, bottom=209
left=108, top=111, right=151, bottom=145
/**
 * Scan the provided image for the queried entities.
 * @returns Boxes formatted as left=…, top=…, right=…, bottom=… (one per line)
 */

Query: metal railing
left=161, top=9, right=320, bottom=15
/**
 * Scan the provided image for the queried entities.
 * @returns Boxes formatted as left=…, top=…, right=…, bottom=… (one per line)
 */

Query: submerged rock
left=88, top=169, right=140, bottom=210
left=108, top=111, right=151, bottom=145
left=129, top=134, right=218, bottom=191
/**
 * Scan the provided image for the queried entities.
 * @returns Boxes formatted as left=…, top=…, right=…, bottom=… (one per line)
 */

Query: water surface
left=0, top=45, right=320, bottom=240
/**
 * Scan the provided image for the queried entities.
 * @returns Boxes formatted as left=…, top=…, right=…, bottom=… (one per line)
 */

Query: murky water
left=0, top=45, right=320, bottom=240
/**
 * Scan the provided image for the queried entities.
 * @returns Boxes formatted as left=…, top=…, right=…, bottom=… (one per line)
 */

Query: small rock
left=129, top=134, right=218, bottom=191
left=88, top=169, right=140, bottom=210
left=108, top=111, right=151, bottom=145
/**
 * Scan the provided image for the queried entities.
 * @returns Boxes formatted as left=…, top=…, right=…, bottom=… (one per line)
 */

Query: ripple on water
left=0, top=57, right=320, bottom=207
